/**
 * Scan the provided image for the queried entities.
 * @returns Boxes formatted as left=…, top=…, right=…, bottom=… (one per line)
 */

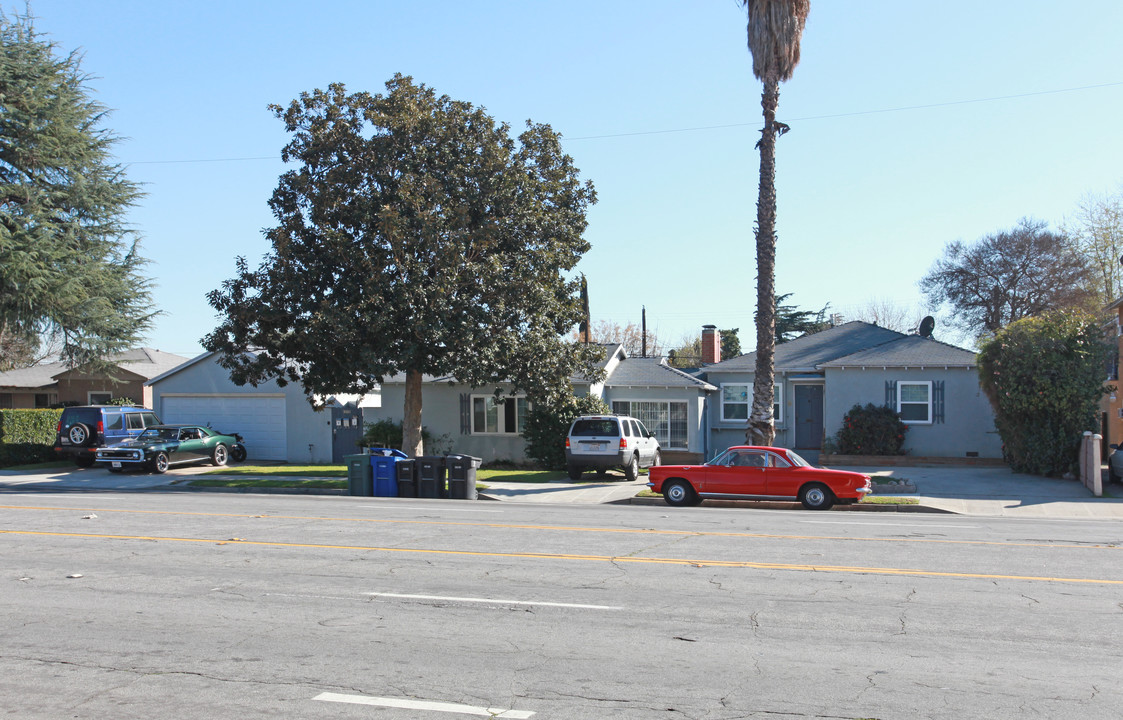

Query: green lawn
left=200, top=464, right=348, bottom=477
left=189, top=477, right=347, bottom=489
left=190, top=464, right=564, bottom=489
left=1, top=460, right=73, bottom=471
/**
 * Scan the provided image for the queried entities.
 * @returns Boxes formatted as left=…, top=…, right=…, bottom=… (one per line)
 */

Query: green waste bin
left=345, top=453, right=373, bottom=496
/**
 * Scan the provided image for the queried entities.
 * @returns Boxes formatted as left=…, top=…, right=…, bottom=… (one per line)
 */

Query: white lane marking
left=314, top=692, right=535, bottom=718
left=368, top=592, right=622, bottom=611
left=358, top=505, right=504, bottom=513
left=801, top=520, right=979, bottom=528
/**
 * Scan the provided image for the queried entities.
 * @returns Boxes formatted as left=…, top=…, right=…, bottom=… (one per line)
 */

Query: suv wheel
left=624, top=454, right=639, bottom=482
left=74, top=455, right=95, bottom=468
left=68, top=424, right=91, bottom=445
left=567, top=464, right=583, bottom=481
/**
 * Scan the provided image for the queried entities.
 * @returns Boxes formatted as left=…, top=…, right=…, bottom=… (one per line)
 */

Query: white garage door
left=161, top=396, right=287, bottom=461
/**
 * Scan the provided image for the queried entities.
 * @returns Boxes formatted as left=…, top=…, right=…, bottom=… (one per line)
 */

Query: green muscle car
left=95, top=424, right=246, bottom=474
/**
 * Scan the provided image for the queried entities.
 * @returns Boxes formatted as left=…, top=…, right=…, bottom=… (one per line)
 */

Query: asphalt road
left=2, top=492, right=1121, bottom=719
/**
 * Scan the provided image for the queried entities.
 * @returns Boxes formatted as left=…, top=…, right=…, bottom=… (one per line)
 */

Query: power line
left=121, top=80, right=1123, bottom=165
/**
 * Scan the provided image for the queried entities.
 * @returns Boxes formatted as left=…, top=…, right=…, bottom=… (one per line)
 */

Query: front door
left=794, top=385, right=824, bottom=450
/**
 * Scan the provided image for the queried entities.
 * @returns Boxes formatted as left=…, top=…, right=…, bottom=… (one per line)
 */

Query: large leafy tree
left=0, top=11, right=154, bottom=371
left=741, top=0, right=810, bottom=446
left=919, top=218, right=1095, bottom=339
left=978, top=310, right=1110, bottom=476
left=774, top=293, right=828, bottom=342
left=205, top=75, right=600, bottom=456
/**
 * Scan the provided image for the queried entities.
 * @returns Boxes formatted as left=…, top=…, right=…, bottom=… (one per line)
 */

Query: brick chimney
left=701, top=325, right=721, bottom=365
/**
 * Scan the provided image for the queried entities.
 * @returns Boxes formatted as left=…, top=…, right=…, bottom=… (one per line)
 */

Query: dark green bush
left=361, top=418, right=438, bottom=453
left=523, top=394, right=612, bottom=469
left=0, top=409, right=62, bottom=444
left=834, top=403, right=908, bottom=455
left=978, top=310, right=1110, bottom=476
left=0, top=442, right=58, bottom=467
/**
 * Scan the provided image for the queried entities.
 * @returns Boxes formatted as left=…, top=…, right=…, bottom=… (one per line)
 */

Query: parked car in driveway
left=564, top=414, right=661, bottom=481
left=54, top=405, right=161, bottom=467
left=95, top=425, right=245, bottom=474
left=647, top=446, right=872, bottom=510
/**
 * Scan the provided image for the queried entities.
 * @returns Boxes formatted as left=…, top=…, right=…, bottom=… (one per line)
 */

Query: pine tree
left=0, top=11, right=154, bottom=371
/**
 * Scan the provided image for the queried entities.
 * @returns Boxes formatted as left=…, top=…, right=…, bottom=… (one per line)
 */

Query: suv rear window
left=63, top=408, right=100, bottom=425
left=571, top=419, right=619, bottom=437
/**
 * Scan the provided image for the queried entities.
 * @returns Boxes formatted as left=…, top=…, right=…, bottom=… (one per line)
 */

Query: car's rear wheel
left=150, top=452, right=169, bottom=474
left=624, top=454, right=639, bottom=481
left=74, top=455, right=95, bottom=468
left=663, top=479, right=696, bottom=507
left=68, top=424, right=90, bottom=445
left=800, top=483, right=835, bottom=511
left=211, top=444, right=229, bottom=467
left=567, top=464, right=583, bottom=481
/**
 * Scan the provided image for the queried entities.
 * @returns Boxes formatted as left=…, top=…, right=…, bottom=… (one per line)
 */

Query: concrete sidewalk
left=478, top=465, right=1123, bottom=519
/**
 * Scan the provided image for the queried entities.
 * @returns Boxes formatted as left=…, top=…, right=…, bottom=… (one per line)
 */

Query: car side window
left=766, top=452, right=790, bottom=468
left=635, top=420, right=651, bottom=438
left=126, top=413, right=144, bottom=430
left=729, top=451, right=766, bottom=467
left=623, top=421, right=634, bottom=437
left=141, top=413, right=159, bottom=427
left=104, top=413, right=123, bottom=431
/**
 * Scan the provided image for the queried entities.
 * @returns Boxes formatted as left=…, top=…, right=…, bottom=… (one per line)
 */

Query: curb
left=620, top=496, right=951, bottom=513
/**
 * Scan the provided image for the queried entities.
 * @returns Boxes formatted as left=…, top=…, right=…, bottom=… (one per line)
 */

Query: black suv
left=54, top=405, right=161, bottom=467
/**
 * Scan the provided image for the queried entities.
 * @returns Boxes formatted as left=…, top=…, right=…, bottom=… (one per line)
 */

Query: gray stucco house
left=146, top=352, right=378, bottom=463
left=699, top=321, right=1001, bottom=461
left=368, top=344, right=716, bottom=464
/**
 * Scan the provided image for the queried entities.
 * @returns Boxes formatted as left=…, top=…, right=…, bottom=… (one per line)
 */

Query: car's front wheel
left=650, top=450, right=662, bottom=469
left=800, top=483, right=835, bottom=511
left=211, top=444, right=229, bottom=467
left=663, top=479, right=696, bottom=507
left=624, top=454, right=639, bottom=481
left=150, top=452, right=169, bottom=474
left=230, top=444, right=247, bottom=463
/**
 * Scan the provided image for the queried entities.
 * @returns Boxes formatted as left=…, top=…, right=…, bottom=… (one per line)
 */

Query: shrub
left=522, top=394, right=612, bottom=469
left=0, top=443, right=58, bottom=467
left=834, top=403, right=908, bottom=455
left=0, top=409, right=62, bottom=444
left=361, top=418, right=435, bottom=453
left=978, top=310, right=1110, bottom=476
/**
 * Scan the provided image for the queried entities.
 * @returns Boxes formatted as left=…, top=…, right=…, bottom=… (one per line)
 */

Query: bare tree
left=1062, top=189, right=1123, bottom=307
left=573, top=319, right=663, bottom=358
left=844, top=297, right=928, bottom=334
left=919, top=218, right=1096, bottom=338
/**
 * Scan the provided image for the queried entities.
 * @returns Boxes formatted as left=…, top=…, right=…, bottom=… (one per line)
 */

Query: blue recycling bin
left=369, top=448, right=408, bottom=497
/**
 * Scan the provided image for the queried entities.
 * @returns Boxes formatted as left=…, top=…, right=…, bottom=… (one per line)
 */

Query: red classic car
left=647, top=446, right=872, bottom=510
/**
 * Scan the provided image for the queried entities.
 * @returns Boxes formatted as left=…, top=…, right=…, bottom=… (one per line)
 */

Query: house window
left=471, top=395, right=529, bottom=435
left=720, top=383, right=782, bottom=424
left=34, top=393, right=50, bottom=408
left=89, top=392, right=112, bottom=405
left=897, top=381, right=932, bottom=424
left=611, top=400, right=688, bottom=449
left=0, top=393, right=12, bottom=409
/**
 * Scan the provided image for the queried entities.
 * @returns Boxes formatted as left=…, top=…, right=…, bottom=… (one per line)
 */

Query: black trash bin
left=396, top=458, right=417, bottom=498
left=344, top=453, right=373, bottom=496
left=417, top=456, right=447, bottom=498
left=446, top=454, right=482, bottom=500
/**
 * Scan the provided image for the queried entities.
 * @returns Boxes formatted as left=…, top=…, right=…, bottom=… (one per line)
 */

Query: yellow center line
left=0, top=504, right=1118, bottom=551
left=1, top=529, right=1120, bottom=585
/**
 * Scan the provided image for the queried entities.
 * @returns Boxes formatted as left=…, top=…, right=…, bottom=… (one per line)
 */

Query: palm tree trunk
left=403, top=368, right=425, bottom=456
left=748, top=78, right=780, bottom=447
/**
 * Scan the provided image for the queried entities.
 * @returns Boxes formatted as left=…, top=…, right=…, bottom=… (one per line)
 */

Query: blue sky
left=25, top=0, right=1123, bottom=357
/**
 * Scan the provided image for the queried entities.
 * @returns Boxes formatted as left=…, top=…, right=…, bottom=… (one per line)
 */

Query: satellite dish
left=918, top=316, right=935, bottom=338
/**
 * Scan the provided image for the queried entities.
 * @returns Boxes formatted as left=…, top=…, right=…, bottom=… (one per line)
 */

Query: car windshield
left=139, top=428, right=179, bottom=441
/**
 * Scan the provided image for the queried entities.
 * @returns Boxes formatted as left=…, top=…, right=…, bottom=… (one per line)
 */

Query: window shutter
left=459, top=393, right=470, bottom=435
left=885, top=381, right=897, bottom=409
left=933, top=380, right=945, bottom=424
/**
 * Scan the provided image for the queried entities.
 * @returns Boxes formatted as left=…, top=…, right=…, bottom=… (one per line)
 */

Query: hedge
left=0, top=409, right=62, bottom=444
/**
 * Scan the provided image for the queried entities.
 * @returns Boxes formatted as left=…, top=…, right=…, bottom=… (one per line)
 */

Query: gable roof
left=704, top=321, right=908, bottom=373
left=604, top=355, right=716, bottom=391
left=818, top=334, right=978, bottom=368
left=0, top=349, right=191, bottom=390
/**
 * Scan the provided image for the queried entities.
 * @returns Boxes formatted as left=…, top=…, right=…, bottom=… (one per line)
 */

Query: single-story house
left=0, top=349, right=189, bottom=409
left=367, top=344, right=717, bottom=464
left=145, top=352, right=379, bottom=462
left=698, top=322, right=1002, bottom=461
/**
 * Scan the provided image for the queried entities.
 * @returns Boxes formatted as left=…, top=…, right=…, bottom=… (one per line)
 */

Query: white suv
left=564, top=414, right=661, bottom=482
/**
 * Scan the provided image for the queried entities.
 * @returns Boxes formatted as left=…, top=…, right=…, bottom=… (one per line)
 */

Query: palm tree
left=741, top=0, right=810, bottom=446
